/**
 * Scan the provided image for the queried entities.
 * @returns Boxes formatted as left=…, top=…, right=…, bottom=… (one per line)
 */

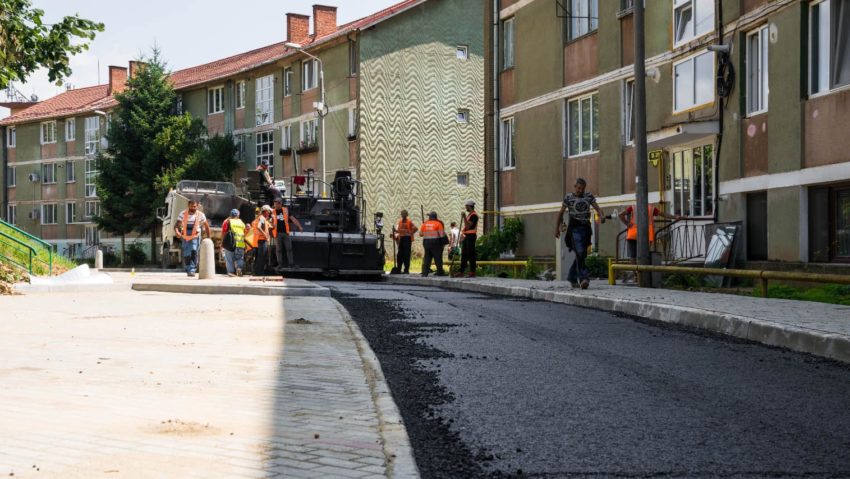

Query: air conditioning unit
left=28, top=209, right=40, bottom=220
left=28, top=172, right=40, bottom=182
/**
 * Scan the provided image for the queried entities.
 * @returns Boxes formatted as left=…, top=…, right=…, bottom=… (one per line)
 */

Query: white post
left=198, top=238, right=215, bottom=279
left=95, top=249, right=104, bottom=270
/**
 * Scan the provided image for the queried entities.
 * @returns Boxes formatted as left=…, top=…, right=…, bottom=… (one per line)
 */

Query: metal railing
left=0, top=219, right=52, bottom=274
left=0, top=231, right=38, bottom=273
left=615, top=218, right=711, bottom=265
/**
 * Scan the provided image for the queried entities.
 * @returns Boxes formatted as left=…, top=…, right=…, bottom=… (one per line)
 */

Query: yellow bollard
left=608, top=258, right=615, bottom=285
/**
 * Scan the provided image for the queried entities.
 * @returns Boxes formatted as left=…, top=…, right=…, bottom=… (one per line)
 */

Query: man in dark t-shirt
left=554, top=178, right=605, bottom=289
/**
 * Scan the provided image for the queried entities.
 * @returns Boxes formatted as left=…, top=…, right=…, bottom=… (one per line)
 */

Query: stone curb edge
left=130, top=283, right=331, bottom=297
left=331, top=299, right=420, bottom=479
left=386, top=276, right=850, bottom=364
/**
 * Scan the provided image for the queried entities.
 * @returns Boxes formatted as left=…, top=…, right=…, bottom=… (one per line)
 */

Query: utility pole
left=634, top=0, right=651, bottom=287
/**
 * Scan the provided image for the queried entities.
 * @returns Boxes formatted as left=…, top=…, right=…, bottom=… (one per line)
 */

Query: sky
left=1, top=0, right=403, bottom=119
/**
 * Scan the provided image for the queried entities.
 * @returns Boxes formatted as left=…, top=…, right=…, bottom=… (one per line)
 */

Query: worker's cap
left=428, top=211, right=438, bottom=219
left=260, top=159, right=270, bottom=166
left=261, top=205, right=273, bottom=212
left=273, top=198, right=282, bottom=204
left=465, top=199, right=476, bottom=207
left=229, top=209, right=240, bottom=217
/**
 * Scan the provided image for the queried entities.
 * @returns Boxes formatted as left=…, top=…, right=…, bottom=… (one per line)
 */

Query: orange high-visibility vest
left=627, top=205, right=656, bottom=243
left=271, top=207, right=290, bottom=238
left=250, top=216, right=270, bottom=247
left=420, top=220, right=445, bottom=239
left=397, top=218, right=415, bottom=237
left=463, top=211, right=478, bottom=235
left=179, top=210, right=201, bottom=241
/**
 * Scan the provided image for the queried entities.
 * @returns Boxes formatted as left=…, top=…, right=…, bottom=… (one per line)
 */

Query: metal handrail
left=0, top=218, right=52, bottom=274
left=0, top=230, right=38, bottom=273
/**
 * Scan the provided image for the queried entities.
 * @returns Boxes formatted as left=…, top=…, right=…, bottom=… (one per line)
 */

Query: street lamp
left=285, top=42, right=328, bottom=196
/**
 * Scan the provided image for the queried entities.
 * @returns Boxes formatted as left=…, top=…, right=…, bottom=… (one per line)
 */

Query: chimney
left=128, top=60, right=147, bottom=79
left=107, top=66, right=128, bottom=96
left=313, top=5, right=337, bottom=38
left=287, top=13, right=310, bottom=43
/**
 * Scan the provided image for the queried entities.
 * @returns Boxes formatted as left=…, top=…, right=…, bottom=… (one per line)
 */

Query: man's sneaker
left=227, top=273, right=235, bottom=277
left=236, top=268, right=242, bottom=277
left=580, top=279, right=590, bottom=289
left=187, top=272, right=195, bottom=277
left=570, top=281, right=579, bottom=288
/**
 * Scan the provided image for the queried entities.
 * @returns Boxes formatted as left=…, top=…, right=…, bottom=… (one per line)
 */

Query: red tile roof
left=1, top=0, right=427, bottom=127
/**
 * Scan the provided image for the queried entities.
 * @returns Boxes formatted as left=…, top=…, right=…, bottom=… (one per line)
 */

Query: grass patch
left=755, top=283, right=850, bottom=306
left=0, top=222, right=77, bottom=276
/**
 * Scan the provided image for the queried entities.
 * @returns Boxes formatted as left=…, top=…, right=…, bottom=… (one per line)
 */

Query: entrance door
left=746, top=191, right=767, bottom=261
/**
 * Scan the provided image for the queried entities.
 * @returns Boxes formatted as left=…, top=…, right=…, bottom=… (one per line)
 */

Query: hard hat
left=261, top=205, right=273, bottom=212
left=428, top=211, right=438, bottom=219
left=230, top=209, right=240, bottom=217
left=465, top=199, right=475, bottom=207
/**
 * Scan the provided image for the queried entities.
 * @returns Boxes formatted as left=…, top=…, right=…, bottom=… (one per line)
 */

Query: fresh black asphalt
left=328, top=281, right=850, bottom=478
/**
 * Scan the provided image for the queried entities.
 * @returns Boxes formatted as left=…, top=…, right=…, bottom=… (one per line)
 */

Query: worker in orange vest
left=271, top=199, right=303, bottom=271
left=393, top=209, right=418, bottom=274
left=618, top=202, right=685, bottom=262
left=419, top=211, right=447, bottom=277
left=250, top=205, right=273, bottom=276
left=454, top=200, right=479, bottom=278
left=175, top=199, right=211, bottom=277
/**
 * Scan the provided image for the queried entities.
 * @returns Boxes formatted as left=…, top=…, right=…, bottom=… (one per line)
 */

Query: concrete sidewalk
left=385, top=275, right=850, bottom=364
left=0, top=288, right=416, bottom=478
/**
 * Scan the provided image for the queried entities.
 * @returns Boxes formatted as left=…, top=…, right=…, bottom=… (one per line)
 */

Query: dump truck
left=157, top=180, right=255, bottom=269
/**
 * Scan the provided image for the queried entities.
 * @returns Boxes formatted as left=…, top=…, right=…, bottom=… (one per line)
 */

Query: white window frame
left=567, top=92, right=599, bottom=157
left=85, top=158, right=97, bottom=197
left=457, top=45, right=469, bottom=60
left=84, top=116, right=100, bottom=156
left=673, top=50, right=715, bottom=113
left=500, top=117, right=516, bottom=169
left=235, top=81, right=246, bottom=110
left=673, top=0, right=715, bottom=47
left=6, top=126, right=15, bottom=148
left=809, top=0, right=850, bottom=95
left=349, top=41, right=359, bottom=76
left=456, top=172, right=469, bottom=187
left=623, top=79, right=636, bottom=146
left=347, top=108, right=357, bottom=137
left=671, top=142, right=715, bottom=218
left=302, top=60, right=319, bottom=91
left=6, top=166, right=15, bottom=188
left=41, top=203, right=58, bottom=225
left=40, top=121, right=57, bottom=145
left=255, top=75, right=274, bottom=126
left=456, top=109, right=470, bottom=123
left=746, top=25, right=770, bottom=116
left=208, top=85, right=224, bottom=115
left=282, top=125, right=292, bottom=150
left=42, top=162, right=57, bottom=184
left=255, top=130, right=275, bottom=176
left=301, top=119, right=318, bottom=147
left=234, top=134, right=247, bottom=163
left=84, top=200, right=100, bottom=220
left=284, top=68, right=293, bottom=97
left=85, top=225, right=99, bottom=245
left=503, top=18, right=515, bottom=70
left=66, top=202, right=77, bottom=224
left=65, top=118, right=76, bottom=141
left=568, top=0, right=599, bottom=41
left=6, top=204, right=16, bottom=225
left=66, top=160, right=75, bottom=183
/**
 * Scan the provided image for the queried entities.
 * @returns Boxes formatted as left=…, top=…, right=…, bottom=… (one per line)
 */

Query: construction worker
left=455, top=200, right=478, bottom=278
left=271, top=199, right=303, bottom=271
left=448, top=221, right=461, bottom=261
left=420, top=211, right=447, bottom=277
left=554, top=178, right=606, bottom=289
left=256, top=159, right=282, bottom=205
left=393, top=210, right=417, bottom=274
left=221, top=209, right=247, bottom=277
left=619, top=202, right=684, bottom=262
left=251, top=205, right=273, bottom=276
left=175, top=199, right=211, bottom=277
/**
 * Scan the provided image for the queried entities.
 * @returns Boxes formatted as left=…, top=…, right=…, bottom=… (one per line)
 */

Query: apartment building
left=1, top=0, right=484, bottom=258
left=486, top=0, right=850, bottom=265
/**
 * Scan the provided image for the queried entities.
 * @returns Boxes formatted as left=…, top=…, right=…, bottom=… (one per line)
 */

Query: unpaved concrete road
left=329, top=281, right=850, bottom=478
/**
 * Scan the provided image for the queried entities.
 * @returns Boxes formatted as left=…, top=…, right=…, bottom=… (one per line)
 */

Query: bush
left=476, top=218, right=523, bottom=261
left=126, top=243, right=148, bottom=266
left=523, top=258, right=543, bottom=280
left=585, top=254, right=610, bottom=279
left=662, top=272, right=704, bottom=289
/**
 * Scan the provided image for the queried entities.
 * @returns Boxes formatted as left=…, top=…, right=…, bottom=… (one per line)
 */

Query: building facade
left=486, top=0, right=850, bottom=265
left=1, top=0, right=484, bottom=258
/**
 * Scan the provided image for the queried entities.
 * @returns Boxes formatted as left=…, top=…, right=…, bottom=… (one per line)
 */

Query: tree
left=0, top=0, right=104, bottom=89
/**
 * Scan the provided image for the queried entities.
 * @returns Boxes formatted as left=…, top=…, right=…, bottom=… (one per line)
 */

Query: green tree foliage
left=476, top=218, right=523, bottom=261
left=0, top=0, right=104, bottom=89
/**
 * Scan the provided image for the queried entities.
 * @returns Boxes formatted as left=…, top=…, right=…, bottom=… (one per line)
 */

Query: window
left=500, top=118, right=516, bottom=169
left=65, top=118, right=76, bottom=141
left=457, top=45, right=469, bottom=60
left=456, top=109, right=469, bottom=123
left=568, top=0, right=599, bottom=41
left=41, top=203, right=57, bottom=225
left=84, top=200, right=100, bottom=219
left=85, top=158, right=97, bottom=197
left=234, top=134, right=247, bottom=162
left=255, top=75, right=274, bottom=126
left=567, top=92, right=599, bottom=156
left=235, top=81, right=246, bottom=109
left=623, top=79, right=636, bottom=145
left=176, top=94, right=183, bottom=115
left=6, top=127, right=15, bottom=147
left=673, top=50, right=715, bottom=112
left=349, top=41, right=359, bottom=75
left=457, top=172, right=469, bottom=187
left=809, top=0, right=850, bottom=94
left=836, top=187, right=850, bottom=258
left=284, top=68, right=293, bottom=97
left=255, top=130, right=275, bottom=176
left=6, top=204, right=16, bottom=225
left=85, top=225, right=99, bottom=245
left=301, top=119, right=318, bottom=147
left=84, top=116, right=100, bottom=155
left=41, top=121, right=56, bottom=144
left=6, top=166, right=15, bottom=188
left=674, top=0, right=714, bottom=46
left=208, top=85, right=224, bottom=114
left=746, top=26, right=770, bottom=115
left=302, top=60, right=319, bottom=91
left=66, top=202, right=77, bottom=224
left=347, top=109, right=357, bottom=138
left=66, top=161, right=75, bottom=183
left=672, top=143, right=714, bottom=217
left=282, top=125, right=292, bottom=150
left=502, top=18, right=515, bottom=70
left=42, top=163, right=56, bottom=184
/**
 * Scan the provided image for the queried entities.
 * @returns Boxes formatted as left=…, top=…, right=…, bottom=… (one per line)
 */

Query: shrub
left=476, top=218, right=523, bottom=261
left=126, top=243, right=148, bottom=266
left=584, top=254, right=610, bottom=279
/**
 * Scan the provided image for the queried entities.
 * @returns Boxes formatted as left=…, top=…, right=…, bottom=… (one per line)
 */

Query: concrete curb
left=386, top=276, right=850, bottom=364
left=331, top=299, right=420, bottom=479
left=131, top=282, right=330, bottom=297
left=14, top=283, right=131, bottom=294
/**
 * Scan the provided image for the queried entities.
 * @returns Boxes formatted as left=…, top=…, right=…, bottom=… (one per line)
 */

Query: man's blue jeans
left=223, top=248, right=245, bottom=274
left=568, top=225, right=591, bottom=283
left=182, top=237, right=200, bottom=274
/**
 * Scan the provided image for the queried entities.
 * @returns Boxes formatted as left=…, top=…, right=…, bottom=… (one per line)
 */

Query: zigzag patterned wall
left=359, top=0, right=484, bottom=247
